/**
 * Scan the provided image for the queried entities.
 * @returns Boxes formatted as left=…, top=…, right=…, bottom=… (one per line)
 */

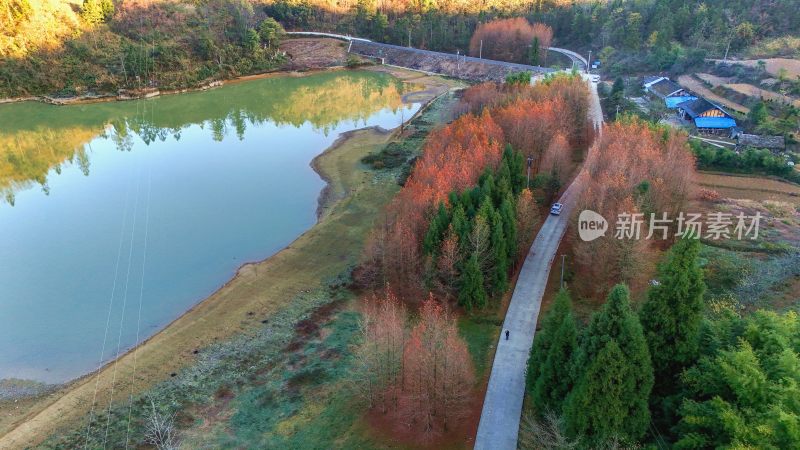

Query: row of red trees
left=573, top=117, right=696, bottom=297
left=354, top=74, right=594, bottom=437
left=355, top=290, right=474, bottom=434
left=358, top=74, right=593, bottom=298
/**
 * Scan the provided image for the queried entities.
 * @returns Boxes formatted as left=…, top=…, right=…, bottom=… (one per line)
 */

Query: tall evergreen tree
left=503, top=144, right=526, bottom=194
left=451, top=203, right=469, bottom=246
left=458, top=253, right=487, bottom=310
left=565, top=340, right=634, bottom=446
left=423, top=201, right=450, bottom=255
left=527, top=288, right=578, bottom=415
left=565, top=284, right=653, bottom=444
left=499, top=193, right=517, bottom=259
left=640, top=236, right=705, bottom=427
left=529, top=36, right=541, bottom=66
left=489, top=210, right=508, bottom=295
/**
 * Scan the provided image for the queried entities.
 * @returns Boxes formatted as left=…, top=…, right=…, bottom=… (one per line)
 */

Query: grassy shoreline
left=0, top=67, right=459, bottom=449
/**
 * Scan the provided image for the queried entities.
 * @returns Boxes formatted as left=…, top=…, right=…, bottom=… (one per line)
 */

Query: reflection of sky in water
left=0, top=72, right=420, bottom=383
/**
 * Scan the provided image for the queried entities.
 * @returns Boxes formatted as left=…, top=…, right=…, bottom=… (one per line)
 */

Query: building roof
left=648, top=78, right=684, bottom=98
left=695, top=117, right=737, bottom=129
left=643, top=76, right=665, bottom=86
left=676, top=97, right=732, bottom=119
left=736, top=133, right=786, bottom=149
left=665, top=95, right=697, bottom=108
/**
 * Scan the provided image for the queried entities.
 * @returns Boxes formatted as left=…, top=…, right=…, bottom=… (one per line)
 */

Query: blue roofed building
left=643, top=77, right=696, bottom=108
left=677, top=97, right=737, bottom=132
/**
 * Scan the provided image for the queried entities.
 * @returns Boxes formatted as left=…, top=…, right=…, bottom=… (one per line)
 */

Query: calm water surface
left=0, top=71, right=420, bottom=383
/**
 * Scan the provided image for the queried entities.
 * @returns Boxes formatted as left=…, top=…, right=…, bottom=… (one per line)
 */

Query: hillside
left=1, top=0, right=287, bottom=97
left=4, top=0, right=800, bottom=97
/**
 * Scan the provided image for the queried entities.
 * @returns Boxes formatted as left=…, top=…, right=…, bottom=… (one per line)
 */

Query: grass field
left=0, top=67, right=461, bottom=449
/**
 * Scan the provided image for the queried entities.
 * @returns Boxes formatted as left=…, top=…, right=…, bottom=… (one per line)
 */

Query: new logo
left=578, top=210, right=608, bottom=241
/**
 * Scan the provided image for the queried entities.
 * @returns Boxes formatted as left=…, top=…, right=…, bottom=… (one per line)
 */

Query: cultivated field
left=725, top=83, right=800, bottom=107
left=711, top=58, right=800, bottom=78
left=697, top=172, right=800, bottom=206
left=696, top=72, right=733, bottom=87
left=677, top=75, right=749, bottom=114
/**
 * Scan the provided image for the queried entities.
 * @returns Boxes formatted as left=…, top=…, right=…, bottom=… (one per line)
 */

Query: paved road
left=286, top=31, right=556, bottom=81
left=548, top=47, right=589, bottom=72
left=474, top=78, right=603, bottom=450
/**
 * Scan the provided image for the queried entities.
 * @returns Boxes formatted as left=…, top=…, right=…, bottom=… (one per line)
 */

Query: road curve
left=474, top=77, right=603, bottom=450
left=548, top=47, right=588, bottom=71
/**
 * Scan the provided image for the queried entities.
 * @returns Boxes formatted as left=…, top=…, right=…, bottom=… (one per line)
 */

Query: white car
left=590, top=74, right=600, bottom=83
left=550, top=203, right=564, bottom=215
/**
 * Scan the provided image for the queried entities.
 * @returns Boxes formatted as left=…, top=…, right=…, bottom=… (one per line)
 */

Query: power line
left=125, top=169, right=152, bottom=449
left=83, top=181, right=132, bottom=449
left=103, top=173, right=141, bottom=448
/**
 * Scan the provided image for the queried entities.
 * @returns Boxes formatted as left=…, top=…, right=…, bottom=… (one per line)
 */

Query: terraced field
left=725, top=83, right=800, bottom=107
left=677, top=75, right=749, bottom=114
left=710, top=58, right=800, bottom=78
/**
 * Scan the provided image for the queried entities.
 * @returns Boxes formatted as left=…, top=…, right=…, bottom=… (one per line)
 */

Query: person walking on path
left=505, top=330, right=510, bottom=340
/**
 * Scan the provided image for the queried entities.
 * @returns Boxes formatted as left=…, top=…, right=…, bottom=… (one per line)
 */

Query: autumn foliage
left=357, top=290, right=475, bottom=435
left=573, top=117, right=696, bottom=296
left=468, top=18, right=552, bottom=64
left=358, top=74, right=593, bottom=298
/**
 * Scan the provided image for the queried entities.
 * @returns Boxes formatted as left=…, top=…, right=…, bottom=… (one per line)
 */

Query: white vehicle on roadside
left=550, top=203, right=564, bottom=215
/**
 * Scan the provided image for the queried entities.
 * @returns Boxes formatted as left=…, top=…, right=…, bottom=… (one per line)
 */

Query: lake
left=0, top=70, right=420, bottom=384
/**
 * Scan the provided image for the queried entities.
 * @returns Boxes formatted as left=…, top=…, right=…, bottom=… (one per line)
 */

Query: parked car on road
left=550, top=203, right=563, bottom=215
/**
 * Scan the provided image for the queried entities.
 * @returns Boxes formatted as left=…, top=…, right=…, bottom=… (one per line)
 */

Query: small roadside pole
left=587, top=50, right=592, bottom=74
left=526, top=156, right=534, bottom=189
left=560, top=254, right=566, bottom=288
left=479, top=39, right=483, bottom=59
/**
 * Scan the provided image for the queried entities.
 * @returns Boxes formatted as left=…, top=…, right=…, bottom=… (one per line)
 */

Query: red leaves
left=361, top=75, right=592, bottom=296
left=360, top=292, right=475, bottom=435
left=393, top=110, right=505, bottom=240
left=468, top=18, right=553, bottom=64
left=575, top=119, right=697, bottom=296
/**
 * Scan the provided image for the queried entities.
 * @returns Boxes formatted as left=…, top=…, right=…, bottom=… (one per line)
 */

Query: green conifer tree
left=499, top=193, right=517, bottom=259
left=423, top=201, right=450, bottom=255
left=489, top=210, right=508, bottom=295
left=565, top=284, right=653, bottom=444
left=640, top=236, right=705, bottom=425
left=565, top=340, right=634, bottom=446
left=458, top=253, right=487, bottom=310
left=527, top=288, right=578, bottom=414
left=451, top=203, right=469, bottom=250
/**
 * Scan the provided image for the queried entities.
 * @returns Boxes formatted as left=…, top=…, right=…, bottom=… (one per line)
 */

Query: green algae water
left=0, top=70, right=420, bottom=384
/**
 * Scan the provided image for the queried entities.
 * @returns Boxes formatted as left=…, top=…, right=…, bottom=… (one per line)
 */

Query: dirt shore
left=0, top=65, right=455, bottom=449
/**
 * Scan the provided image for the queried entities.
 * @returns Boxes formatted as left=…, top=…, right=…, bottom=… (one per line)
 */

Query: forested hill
left=1, top=0, right=286, bottom=97
left=2, top=0, right=799, bottom=97
left=267, top=0, right=800, bottom=72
